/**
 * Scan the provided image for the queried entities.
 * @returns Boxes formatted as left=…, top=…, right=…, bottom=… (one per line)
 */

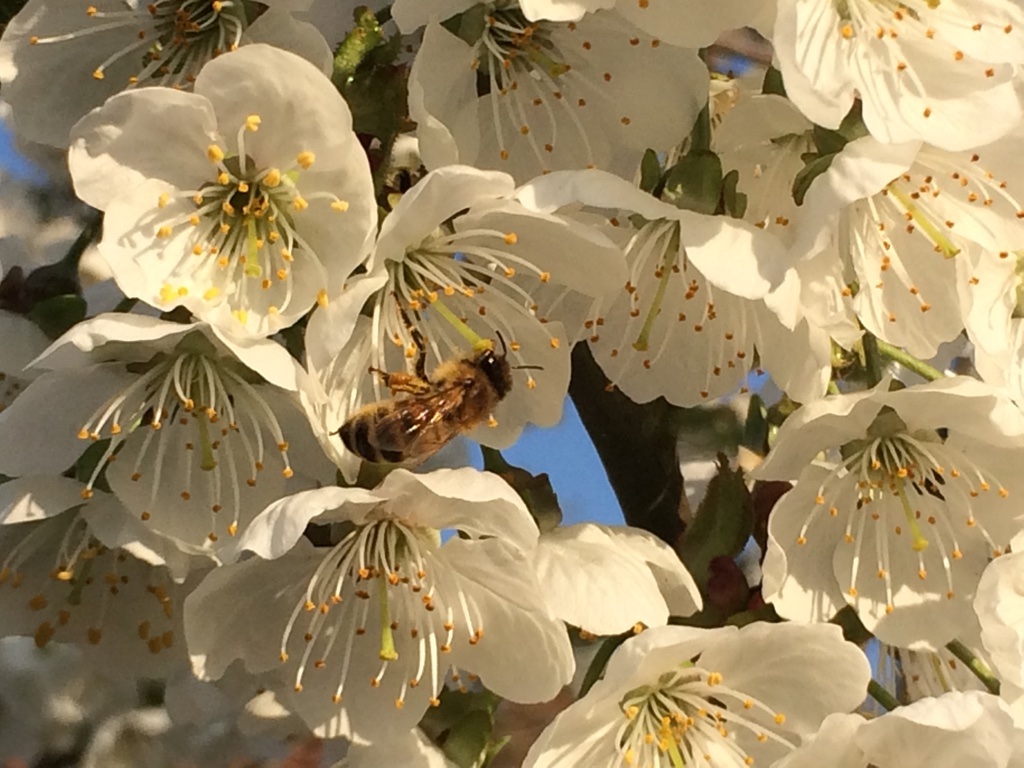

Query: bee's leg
left=393, top=292, right=429, bottom=382
left=369, top=367, right=432, bottom=395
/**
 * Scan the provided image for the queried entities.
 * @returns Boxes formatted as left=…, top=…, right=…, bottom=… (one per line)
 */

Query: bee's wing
left=367, top=386, right=469, bottom=460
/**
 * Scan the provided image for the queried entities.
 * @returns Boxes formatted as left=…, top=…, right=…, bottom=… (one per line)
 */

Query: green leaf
left=812, top=125, right=848, bottom=156
left=442, top=709, right=491, bottom=768
left=480, top=447, right=562, bottom=532
left=762, top=66, right=786, bottom=97
left=721, top=169, right=747, bottom=219
left=639, top=149, right=662, bottom=194
left=28, top=294, right=87, bottom=339
left=740, top=394, right=768, bottom=456
left=74, top=438, right=113, bottom=493
left=662, top=150, right=724, bottom=215
left=792, top=153, right=836, bottom=206
left=837, top=101, right=869, bottom=143
left=678, top=454, right=752, bottom=590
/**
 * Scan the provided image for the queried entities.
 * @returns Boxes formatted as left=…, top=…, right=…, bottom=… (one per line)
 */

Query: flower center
left=279, top=520, right=482, bottom=710
left=31, top=0, right=247, bottom=86
left=360, top=231, right=557, bottom=398
left=76, top=334, right=293, bottom=543
left=588, top=218, right=756, bottom=400
left=798, top=428, right=1011, bottom=613
left=0, top=513, right=178, bottom=654
left=467, top=1, right=620, bottom=170
left=616, top=665, right=793, bottom=767
left=144, top=117, right=349, bottom=324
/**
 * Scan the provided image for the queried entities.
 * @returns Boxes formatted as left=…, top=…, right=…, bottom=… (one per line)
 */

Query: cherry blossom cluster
left=0, top=0, right=1023, bottom=764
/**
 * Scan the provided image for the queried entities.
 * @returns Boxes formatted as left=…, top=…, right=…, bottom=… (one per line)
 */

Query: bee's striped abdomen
left=339, top=407, right=407, bottom=463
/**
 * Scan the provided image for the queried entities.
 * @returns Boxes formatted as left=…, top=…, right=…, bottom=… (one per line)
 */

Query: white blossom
left=523, top=622, right=871, bottom=768
left=774, top=0, right=1024, bottom=150
left=0, top=313, right=327, bottom=563
left=185, top=468, right=575, bottom=742
left=0, top=0, right=332, bottom=147
left=518, top=168, right=830, bottom=405
left=68, top=44, right=377, bottom=339
left=756, top=377, right=1024, bottom=649
left=303, top=165, right=625, bottom=480
left=401, top=2, right=707, bottom=181
left=793, top=133, right=1024, bottom=359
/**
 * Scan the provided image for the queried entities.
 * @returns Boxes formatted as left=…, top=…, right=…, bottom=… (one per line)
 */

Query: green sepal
left=481, top=446, right=563, bottom=533
left=662, top=150, right=724, bottom=215
left=639, top=149, right=663, bottom=195
left=677, top=454, right=753, bottom=591
left=28, top=294, right=87, bottom=340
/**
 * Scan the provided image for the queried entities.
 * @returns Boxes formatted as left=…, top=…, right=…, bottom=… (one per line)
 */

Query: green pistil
left=888, top=185, right=960, bottom=258
left=633, top=247, right=676, bottom=352
left=894, top=478, right=929, bottom=552
left=244, top=218, right=262, bottom=277
left=66, top=556, right=94, bottom=607
left=377, top=578, right=398, bottom=661
left=524, top=45, right=569, bottom=78
left=196, top=412, right=218, bottom=471
left=430, top=297, right=490, bottom=351
left=666, top=737, right=686, bottom=768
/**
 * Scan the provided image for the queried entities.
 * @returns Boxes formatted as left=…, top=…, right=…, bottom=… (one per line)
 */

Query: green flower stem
left=867, top=679, right=900, bottom=712
left=946, top=639, right=1001, bottom=695
left=860, top=332, right=885, bottom=388
left=873, top=338, right=945, bottom=382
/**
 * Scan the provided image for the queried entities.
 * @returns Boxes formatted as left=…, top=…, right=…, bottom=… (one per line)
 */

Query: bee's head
left=475, top=344, right=513, bottom=400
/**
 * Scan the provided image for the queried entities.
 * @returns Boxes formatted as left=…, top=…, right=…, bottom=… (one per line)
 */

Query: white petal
left=185, top=544, right=320, bottom=681
left=392, top=0, right=479, bottom=33
left=379, top=468, right=540, bottom=552
left=69, top=88, right=218, bottom=210
left=0, top=364, right=136, bottom=475
left=245, top=7, right=333, bottom=76
left=30, top=313, right=197, bottom=371
left=855, top=691, right=1016, bottom=767
left=0, top=476, right=85, bottom=524
left=752, top=384, right=886, bottom=480
left=81, top=493, right=197, bottom=582
left=373, top=165, right=515, bottom=267
left=774, top=713, right=867, bottom=768
left=232, top=485, right=383, bottom=561
left=533, top=523, right=700, bottom=634
left=0, top=311, right=49, bottom=375
left=975, top=551, right=1024, bottom=690
left=698, top=622, right=871, bottom=737
left=442, top=537, right=574, bottom=703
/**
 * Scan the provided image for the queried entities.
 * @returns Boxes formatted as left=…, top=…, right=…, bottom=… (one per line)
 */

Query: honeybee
left=336, top=307, right=537, bottom=464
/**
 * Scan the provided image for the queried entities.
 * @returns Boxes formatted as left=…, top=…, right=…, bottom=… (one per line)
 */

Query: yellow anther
left=503, top=232, right=518, bottom=245
left=156, top=225, right=173, bottom=239
left=158, top=193, right=171, bottom=208
left=92, top=68, right=105, bottom=80
left=207, top=144, right=225, bottom=163
left=263, top=168, right=281, bottom=187
left=217, top=171, right=230, bottom=185
left=317, top=289, right=329, bottom=307
left=292, top=196, right=309, bottom=211
left=203, top=287, right=220, bottom=301
left=245, top=114, right=261, bottom=131
left=297, top=151, right=315, bottom=169
left=331, top=200, right=350, bottom=212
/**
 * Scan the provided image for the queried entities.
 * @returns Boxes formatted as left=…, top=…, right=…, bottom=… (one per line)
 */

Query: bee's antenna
left=495, top=330, right=508, bottom=356
left=512, top=364, right=544, bottom=371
